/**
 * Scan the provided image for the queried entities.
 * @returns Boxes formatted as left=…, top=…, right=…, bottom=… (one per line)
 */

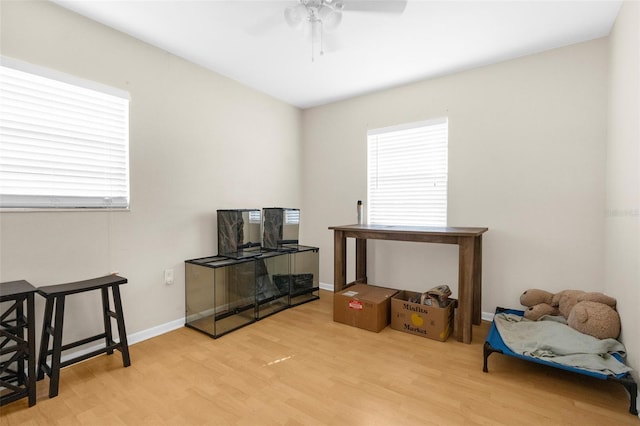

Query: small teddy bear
left=519, top=288, right=621, bottom=339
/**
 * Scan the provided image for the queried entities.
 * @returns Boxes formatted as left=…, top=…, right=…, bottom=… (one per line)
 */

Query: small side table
left=1, top=280, right=37, bottom=407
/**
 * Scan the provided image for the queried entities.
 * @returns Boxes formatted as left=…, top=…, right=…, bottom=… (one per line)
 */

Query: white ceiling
left=51, top=0, right=622, bottom=109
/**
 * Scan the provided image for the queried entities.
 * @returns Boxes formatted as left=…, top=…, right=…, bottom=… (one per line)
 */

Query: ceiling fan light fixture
left=286, top=0, right=405, bottom=61
left=284, top=4, right=307, bottom=29
left=318, top=5, right=342, bottom=30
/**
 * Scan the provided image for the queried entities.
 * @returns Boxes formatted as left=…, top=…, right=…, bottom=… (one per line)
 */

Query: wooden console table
left=328, top=224, right=488, bottom=344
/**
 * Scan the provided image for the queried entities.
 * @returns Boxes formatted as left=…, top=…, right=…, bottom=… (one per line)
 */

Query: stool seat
left=37, top=275, right=131, bottom=398
left=37, top=275, right=128, bottom=297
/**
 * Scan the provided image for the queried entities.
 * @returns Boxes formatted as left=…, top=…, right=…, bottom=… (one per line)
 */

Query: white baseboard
left=127, top=318, right=184, bottom=345
left=57, top=317, right=184, bottom=365
left=481, top=311, right=494, bottom=322
left=319, top=281, right=333, bottom=291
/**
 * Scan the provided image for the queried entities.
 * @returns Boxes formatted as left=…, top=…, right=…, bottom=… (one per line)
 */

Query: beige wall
left=606, top=0, right=639, bottom=379
left=302, top=39, right=609, bottom=315
left=0, top=1, right=301, bottom=342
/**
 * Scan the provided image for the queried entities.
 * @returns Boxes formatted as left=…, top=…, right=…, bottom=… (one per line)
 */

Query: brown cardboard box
left=333, top=284, right=398, bottom=332
left=391, top=290, right=456, bottom=341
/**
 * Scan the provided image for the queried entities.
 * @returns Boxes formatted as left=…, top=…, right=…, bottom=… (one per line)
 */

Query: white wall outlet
left=164, top=269, right=174, bottom=285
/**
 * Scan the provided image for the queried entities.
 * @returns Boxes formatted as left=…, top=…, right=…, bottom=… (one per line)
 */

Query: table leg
left=333, top=230, right=347, bottom=292
left=355, top=238, right=367, bottom=284
left=473, top=235, right=483, bottom=325
left=457, top=237, right=475, bottom=344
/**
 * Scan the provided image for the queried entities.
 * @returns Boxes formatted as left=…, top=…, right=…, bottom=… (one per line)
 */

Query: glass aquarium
left=217, top=209, right=262, bottom=259
left=185, top=246, right=319, bottom=338
left=282, top=245, right=320, bottom=306
left=262, top=208, right=300, bottom=250
left=255, top=251, right=290, bottom=319
left=185, top=255, right=257, bottom=338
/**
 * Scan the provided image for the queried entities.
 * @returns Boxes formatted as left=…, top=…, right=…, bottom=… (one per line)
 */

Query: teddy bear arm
left=579, top=292, right=617, bottom=308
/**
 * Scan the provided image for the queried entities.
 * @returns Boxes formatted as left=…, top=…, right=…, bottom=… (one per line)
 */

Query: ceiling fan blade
left=342, top=0, right=407, bottom=14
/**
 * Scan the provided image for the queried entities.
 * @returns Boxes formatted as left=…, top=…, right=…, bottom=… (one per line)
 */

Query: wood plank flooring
left=2, top=290, right=638, bottom=425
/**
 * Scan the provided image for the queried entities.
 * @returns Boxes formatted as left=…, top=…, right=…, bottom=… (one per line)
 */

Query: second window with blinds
left=367, top=118, right=448, bottom=227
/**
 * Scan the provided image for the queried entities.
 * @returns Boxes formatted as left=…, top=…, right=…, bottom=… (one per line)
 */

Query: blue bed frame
left=483, top=307, right=638, bottom=415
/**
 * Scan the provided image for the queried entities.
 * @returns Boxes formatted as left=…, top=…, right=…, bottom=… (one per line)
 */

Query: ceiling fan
left=282, top=0, right=408, bottom=61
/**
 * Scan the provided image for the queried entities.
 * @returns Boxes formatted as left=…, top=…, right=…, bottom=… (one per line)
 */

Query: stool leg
left=26, top=293, right=36, bottom=407
left=14, top=297, right=25, bottom=386
left=100, top=287, right=114, bottom=355
left=37, top=298, right=54, bottom=381
left=111, top=285, right=131, bottom=367
left=48, top=296, right=65, bottom=398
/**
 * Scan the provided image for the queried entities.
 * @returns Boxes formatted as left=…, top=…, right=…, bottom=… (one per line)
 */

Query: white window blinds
left=0, top=57, right=130, bottom=209
left=367, top=118, right=448, bottom=226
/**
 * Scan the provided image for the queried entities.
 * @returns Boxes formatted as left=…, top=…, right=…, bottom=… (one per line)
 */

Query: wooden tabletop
left=329, top=224, right=488, bottom=237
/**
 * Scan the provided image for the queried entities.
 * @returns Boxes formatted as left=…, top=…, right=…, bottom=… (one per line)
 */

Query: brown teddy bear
left=519, top=289, right=621, bottom=339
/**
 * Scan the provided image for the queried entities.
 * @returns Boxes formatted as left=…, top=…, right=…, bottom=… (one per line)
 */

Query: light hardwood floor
left=2, top=290, right=638, bottom=425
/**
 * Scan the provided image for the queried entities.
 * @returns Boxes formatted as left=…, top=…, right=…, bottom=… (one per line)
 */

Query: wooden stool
left=36, top=275, right=131, bottom=398
left=0, top=280, right=37, bottom=407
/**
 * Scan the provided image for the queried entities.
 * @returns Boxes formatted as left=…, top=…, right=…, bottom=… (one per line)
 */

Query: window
left=367, top=118, right=448, bottom=226
left=0, top=57, right=130, bottom=209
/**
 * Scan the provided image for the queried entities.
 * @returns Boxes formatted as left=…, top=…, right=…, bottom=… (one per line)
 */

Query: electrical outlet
left=164, top=269, right=174, bottom=285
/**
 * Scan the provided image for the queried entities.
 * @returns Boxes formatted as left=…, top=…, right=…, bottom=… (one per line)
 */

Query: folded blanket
left=494, top=313, right=632, bottom=376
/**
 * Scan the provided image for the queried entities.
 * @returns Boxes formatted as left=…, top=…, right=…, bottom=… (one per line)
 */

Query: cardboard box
left=391, top=290, right=456, bottom=341
left=333, top=284, right=398, bottom=332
